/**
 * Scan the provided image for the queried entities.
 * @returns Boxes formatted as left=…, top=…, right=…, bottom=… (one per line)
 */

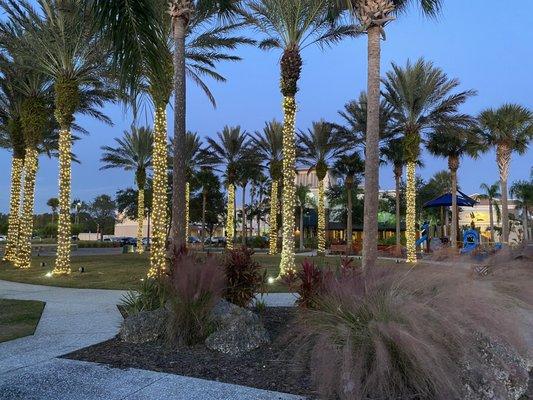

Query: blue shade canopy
left=423, top=190, right=478, bottom=208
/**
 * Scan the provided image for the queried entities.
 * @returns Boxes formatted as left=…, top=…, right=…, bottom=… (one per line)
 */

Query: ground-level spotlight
left=45, top=271, right=53, bottom=278
left=267, top=276, right=276, bottom=285
left=78, top=267, right=85, bottom=273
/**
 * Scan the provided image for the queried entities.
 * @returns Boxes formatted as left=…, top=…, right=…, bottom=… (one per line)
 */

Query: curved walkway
left=0, top=280, right=299, bottom=400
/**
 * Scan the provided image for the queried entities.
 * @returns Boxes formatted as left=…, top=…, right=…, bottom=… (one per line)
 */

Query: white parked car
left=0, top=235, right=7, bottom=242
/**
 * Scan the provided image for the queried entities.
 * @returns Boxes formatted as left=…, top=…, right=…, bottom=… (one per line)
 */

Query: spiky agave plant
left=248, top=0, right=355, bottom=275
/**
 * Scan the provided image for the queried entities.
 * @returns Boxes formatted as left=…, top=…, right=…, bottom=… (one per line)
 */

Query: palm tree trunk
left=53, top=128, right=73, bottom=275
left=279, top=96, right=297, bottom=275
left=136, top=188, right=144, bottom=254
left=201, top=189, right=207, bottom=250
left=269, top=180, right=279, bottom=254
left=16, top=148, right=39, bottom=269
left=406, top=161, right=417, bottom=263
left=299, top=206, right=304, bottom=251
left=347, top=183, right=353, bottom=252
left=497, top=144, right=511, bottom=244
left=3, top=156, right=24, bottom=262
left=449, top=157, right=459, bottom=249
left=171, top=15, right=187, bottom=252
left=257, top=191, right=263, bottom=236
left=362, top=25, right=381, bottom=271
left=242, top=183, right=247, bottom=245
left=522, top=206, right=529, bottom=242
left=226, top=183, right=235, bottom=250
left=394, top=171, right=401, bottom=247
left=185, top=181, right=190, bottom=242
left=148, top=105, right=169, bottom=277
left=317, top=179, right=326, bottom=255
left=488, top=198, right=495, bottom=242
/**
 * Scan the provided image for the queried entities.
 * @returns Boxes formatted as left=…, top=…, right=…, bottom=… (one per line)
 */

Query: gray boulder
left=205, top=299, right=269, bottom=355
left=462, top=333, right=530, bottom=400
left=119, top=308, right=168, bottom=344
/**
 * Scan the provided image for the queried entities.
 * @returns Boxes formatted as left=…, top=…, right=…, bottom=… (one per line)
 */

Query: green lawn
left=0, top=299, right=45, bottom=342
left=0, top=253, right=351, bottom=292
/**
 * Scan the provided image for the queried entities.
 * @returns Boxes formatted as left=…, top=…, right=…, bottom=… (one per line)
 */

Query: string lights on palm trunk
left=226, top=183, right=235, bottom=250
left=136, top=189, right=145, bottom=254
left=406, top=161, right=417, bottom=263
left=268, top=179, right=279, bottom=255
left=3, top=157, right=24, bottom=263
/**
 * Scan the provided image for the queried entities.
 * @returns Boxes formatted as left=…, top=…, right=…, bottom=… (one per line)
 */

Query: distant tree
left=510, top=179, right=533, bottom=242
left=295, top=184, right=312, bottom=251
left=89, top=195, right=116, bottom=240
left=189, top=170, right=224, bottom=242
left=47, top=198, right=59, bottom=224
left=478, top=182, right=501, bottom=242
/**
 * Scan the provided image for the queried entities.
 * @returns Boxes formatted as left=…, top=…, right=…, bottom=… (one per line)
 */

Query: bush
left=293, top=266, right=525, bottom=400
left=166, top=251, right=225, bottom=346
left=304, top=236, right=317, bottom=249
left=120, top=278, right=169, bottom=316
left=283, top=259, right=330, bottom=309
left=223, top=247, right=265, bottom=307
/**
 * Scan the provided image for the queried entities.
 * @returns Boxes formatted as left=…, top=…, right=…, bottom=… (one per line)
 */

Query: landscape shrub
left=304, top=236, right=317, bottom=249
left=293, top=266, right=525, bottom=400
left=166, top=251, right=225, bottom=346
left=223, top=247, right=265, bottom=307
left=120, top=277, right=169, bottom=316
left=283, top=259, right=330, bottom=309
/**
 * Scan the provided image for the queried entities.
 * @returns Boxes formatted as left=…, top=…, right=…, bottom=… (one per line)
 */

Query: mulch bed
left=63, top=307, right=315, bottom=398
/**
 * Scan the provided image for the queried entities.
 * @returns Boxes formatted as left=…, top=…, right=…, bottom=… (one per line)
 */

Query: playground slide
left=416, top=235, right=428, bottom=247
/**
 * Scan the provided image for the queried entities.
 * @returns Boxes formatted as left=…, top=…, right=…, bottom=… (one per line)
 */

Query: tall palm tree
left=478, top=182, right=500, bottom=243
left=195, top=167, right=219, bottom=249
left=207, top=125, right=251, bottom=250
left=236, top=159, right=262, bottom=245
left=295, top=184, right=311, bottom=251
left=510, top=180, right=533, bottom=242
left=2, top=0, right=115, bottom=274
left=426, top=122, right=480, bottom=248
left=248, top=0, right=356, bottom=274
left=250, top=173, right=270, bottom=236
left=339, top=0, right=442, bottom=271
left=331, top=151, right=365, bottom=251
left=253, top=120, right=283, bottom=254
left=381, top=138, right=405, bottom=248
left=47, top=198, right=59, bottom=224
left=298, top=121, right=344, bottom=255
left=382, top=58, right=475, bottom=262
left=101, top=126, right=153, bottom=253
left=478, top=104, right=533, bottom=244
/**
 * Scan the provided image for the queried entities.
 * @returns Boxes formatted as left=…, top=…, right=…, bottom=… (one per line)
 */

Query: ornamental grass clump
left=166, top=251, right=225, bottom=346
left=223, top=247, right=265, bottom=307
left=293, top=266, right=525, bottom=400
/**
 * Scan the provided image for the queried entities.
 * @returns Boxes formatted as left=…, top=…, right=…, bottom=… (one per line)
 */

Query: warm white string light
left=3, top=157, right=24, bottom=262
left=268, top=179, right=279, bottom=255
left=136, top=189, right=144, bottom=254
left=317, top=179, right=326, bottom=255
left=226, top=183, right=235, bottom=250
left=406, top=161, right=417, bottom=263
left=279, top=97, right=297, bottom=276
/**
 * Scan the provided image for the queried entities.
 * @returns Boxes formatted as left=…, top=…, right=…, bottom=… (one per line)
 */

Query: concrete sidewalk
left=0, top=280, right=300, bottom=400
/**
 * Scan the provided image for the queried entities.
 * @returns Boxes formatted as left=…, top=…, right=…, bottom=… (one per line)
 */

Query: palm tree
left=381, top=138, right=405, bottom=248
left=295, top=184, right=311, bottom=251
left=253, top=120, right=283, bottom=254
left=331, top=151, right=365, bottom=252
left=478, top=182, right=500, bottom=243
left=510, top=180, right=533, bottom=242
left=207, top=125, right=251, bottom=250
left=248, top=0, right=356, bottom=275
left=47, top=198, right=59, bottom=224
left=101, top=126, right=153, bottom=253
left=298, top=121, right=344, bottom=255
left=2, top=0, right=115, bottom=274
left=339, top=0, right=443, bottom=271
left=382, top=58, right=475, bottom=262
left=426, top=122, right=480, bottom=248
left=250, top=173, right=270, bottom=236
left=236, top=159, right=262, bottom=245
left=195, top=167, right=219, bottom=250
left=478, top=104, right=533, bottom=244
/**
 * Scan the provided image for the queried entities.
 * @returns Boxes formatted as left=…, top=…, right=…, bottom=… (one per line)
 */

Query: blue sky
left=1, top=0, right=532, bottom=213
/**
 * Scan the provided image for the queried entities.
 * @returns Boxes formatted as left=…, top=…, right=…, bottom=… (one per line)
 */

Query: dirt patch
left=63, top=307, right=314, bottom=398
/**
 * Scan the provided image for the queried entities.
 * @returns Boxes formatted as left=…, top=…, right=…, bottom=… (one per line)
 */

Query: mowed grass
left=0, top=298, right=45, bottom=343
left=0, top=252, right=356, bottom=292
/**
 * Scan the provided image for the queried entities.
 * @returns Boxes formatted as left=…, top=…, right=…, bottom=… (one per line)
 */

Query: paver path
left=0, top=280, right=299, bottom=400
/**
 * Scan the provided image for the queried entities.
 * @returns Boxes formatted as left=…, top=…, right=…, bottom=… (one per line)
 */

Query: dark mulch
left=63, top=307, right=315, bottom=398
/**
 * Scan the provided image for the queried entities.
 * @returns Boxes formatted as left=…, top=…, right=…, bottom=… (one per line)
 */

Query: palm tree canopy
left=0, top=0, right=115, bottom=126
left=248, top=0, right=356, bottom=52
left=100, top=126, right=153, bottom=186
left=479, top=182, right=501, bottom=200
left=426, top=122, right=482, bottom=162
left=295, top=184, right=312, bottom=208
left=478, top=104, right=533, bottom=155
left=331, top=150, right=365, bottom=184
left=336, top=91, right=397, bottom=151
left=206, top=125, right=251, bottom=184
left=253, top=119, right=283, bottom=180
left=510, top=180, right=533, bottom=207
left=382, top=58, right=476, bottom=161
left=297, top=120, right=344, bottom=179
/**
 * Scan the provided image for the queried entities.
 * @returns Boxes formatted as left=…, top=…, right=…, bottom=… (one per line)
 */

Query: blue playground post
left=416, top=221, right=430, bottom=248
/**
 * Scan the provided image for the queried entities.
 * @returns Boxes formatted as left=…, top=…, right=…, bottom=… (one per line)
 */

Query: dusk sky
left=1, top=1, right=532, bottom=214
